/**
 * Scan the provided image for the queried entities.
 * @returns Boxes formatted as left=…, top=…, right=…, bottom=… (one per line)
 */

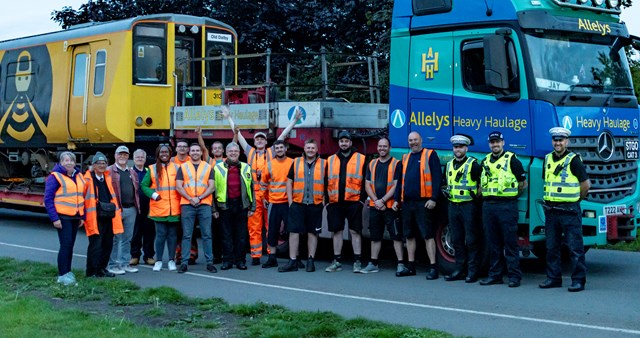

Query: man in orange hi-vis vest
left=279, top=138, right=327, bottom=273
left=392, top=131, right=443, bottom=280
left=325, top=130, right=368, bottom=273
left=223, top=105, right=302, bottom=266
left=260, top=140, right=294, bottom=269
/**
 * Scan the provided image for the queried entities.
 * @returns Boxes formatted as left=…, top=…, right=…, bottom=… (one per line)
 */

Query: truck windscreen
left=525, top=33, right=633, bottom=95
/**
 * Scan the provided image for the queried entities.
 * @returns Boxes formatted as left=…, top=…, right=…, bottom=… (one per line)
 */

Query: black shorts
left=326, top=202, right=363, bottom=233
left=288, top=203, right=324, bottom=234
left=267, top=202, right=289, bottom=247
left=369, top=207, right=402, bottom=241
left=401, top=199, right=435, bottom=240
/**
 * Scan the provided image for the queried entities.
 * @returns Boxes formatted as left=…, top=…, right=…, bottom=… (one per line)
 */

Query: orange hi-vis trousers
left=248, top=192, right=268, bottom=258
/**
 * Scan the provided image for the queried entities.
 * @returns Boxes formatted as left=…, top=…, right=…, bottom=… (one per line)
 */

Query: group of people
left=46, top=106, right=590, bottom=292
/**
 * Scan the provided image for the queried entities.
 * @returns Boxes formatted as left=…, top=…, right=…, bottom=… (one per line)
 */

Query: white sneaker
left=153, top=261, right=163, bottom=272
left=122, top=265, right=139, bottom=273
left=57, top=272, right=77, bottom=286
left=108, top=267, right=126, bottom=275
left=168, top=260, right=177, bottom=271
left=360, top=262, right=379, bottom=274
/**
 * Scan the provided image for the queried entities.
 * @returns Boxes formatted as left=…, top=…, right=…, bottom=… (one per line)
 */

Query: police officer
left=479, top=131, right=526, bottom=288
left=444, top=135, right=482, bottom=283
left=539, top=127, right=590, bottom=292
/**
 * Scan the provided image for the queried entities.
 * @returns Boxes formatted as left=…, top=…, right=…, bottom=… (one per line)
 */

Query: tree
left=52, top=0, right=392, bottom=102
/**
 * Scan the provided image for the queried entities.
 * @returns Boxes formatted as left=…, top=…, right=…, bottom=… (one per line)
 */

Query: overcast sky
left=0, top=1, right=638, bottom=47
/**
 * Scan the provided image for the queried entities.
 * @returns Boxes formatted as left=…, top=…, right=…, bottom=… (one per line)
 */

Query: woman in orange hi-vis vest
left=141, top=144, right=182, bottom=272
left=84, top=152, right=124, bottom=278
left=44, top=151, right=85, bottom=286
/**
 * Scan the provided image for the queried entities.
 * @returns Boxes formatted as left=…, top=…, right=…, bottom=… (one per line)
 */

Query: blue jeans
left=109, top=206, right=136, bottom=268
left=181, top=204, right=213, bottom=264
left=154, top=221, right=179, bottom=262
left=57, top=217, right=79, bottom=276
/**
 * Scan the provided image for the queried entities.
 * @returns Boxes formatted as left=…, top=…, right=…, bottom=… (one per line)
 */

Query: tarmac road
left=1, top=209, right=639, bottom=337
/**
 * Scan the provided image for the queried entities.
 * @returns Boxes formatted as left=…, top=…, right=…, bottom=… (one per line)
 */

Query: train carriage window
left=93, top=50, right=106, bottom=96
left=134, top=43, right=163, bottom=83
left=73, top=54, right=88, bottom=97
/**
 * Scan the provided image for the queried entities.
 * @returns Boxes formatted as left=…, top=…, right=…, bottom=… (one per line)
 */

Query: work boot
left=306, top=258, right=316, bottom=272
left=278, top=260, right=299, bottom=272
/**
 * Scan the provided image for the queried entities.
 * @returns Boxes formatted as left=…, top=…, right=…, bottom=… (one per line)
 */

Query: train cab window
left=206, top=46, right=234, bottom=86
left=461, top=39, right=519, bottom=95
left=73, top=53, right=88, bottom=97
left=175, top=44, right=192, bottom=85
left=93, top=50, right=106, bottom=96
left=4, top=54, right=36, bottom=102
left=134, top=43, right=163, bottom=83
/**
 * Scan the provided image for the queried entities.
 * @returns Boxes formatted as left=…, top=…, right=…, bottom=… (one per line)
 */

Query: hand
left=221, top=105, right=230, bottom=119
left=425, top=200, right=436, bottom=209
left=190, top=197, right=200, bottom=206
left=379, top=205, right=387, bottom=211
left=213, top=212, right=219, bottom=219
left=78, top=220, right=84, bottom=228
left=392, top=201, right=399, bottom=211
left=374, top=199, right=385, bottom=209
left=233, top=126, right=240, bottom=135
left=263, top=200, right=269, bottom=208
left=53, top=220, right=62, bottom=229
left=248, top=211, right=254, bottom=217
left=195, top=126, right=201, bottom=134
left=155, top=195, right=162, bottom=201
left=295, top=108, right=303, bottom=121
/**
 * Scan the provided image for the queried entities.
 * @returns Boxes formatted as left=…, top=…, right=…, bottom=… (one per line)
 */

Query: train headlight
left=592, top=0, right=604, bottom=5
left=577, top=0, right=588, bottom=4
left=190, top=26, right=199, bottom=34
left=178, top=25, right=186, bottom=33
left=145, top=117, right=153, bottom=126
left=135, top=116, right=143, bottom=127
left=606, top=0, right=619, bottom=8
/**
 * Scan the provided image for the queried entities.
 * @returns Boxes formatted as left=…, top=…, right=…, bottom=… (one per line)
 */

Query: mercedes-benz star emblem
left=597, top=132, right=614, bottom=161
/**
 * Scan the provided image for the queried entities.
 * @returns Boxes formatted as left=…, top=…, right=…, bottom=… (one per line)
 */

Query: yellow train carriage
left=0, top=14, right=236, bottom=150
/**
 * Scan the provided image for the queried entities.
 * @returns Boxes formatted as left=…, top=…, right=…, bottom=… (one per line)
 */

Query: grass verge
left=0, top=257, right=452, bottom=337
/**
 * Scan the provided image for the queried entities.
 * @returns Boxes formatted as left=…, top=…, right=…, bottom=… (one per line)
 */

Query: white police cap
left=549, top=127, right=571, bottom=139
left=450, top=135, right=470, bottom=146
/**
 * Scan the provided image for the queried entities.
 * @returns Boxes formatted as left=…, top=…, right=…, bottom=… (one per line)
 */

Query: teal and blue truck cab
left=388, top=0, right=640, bottom=269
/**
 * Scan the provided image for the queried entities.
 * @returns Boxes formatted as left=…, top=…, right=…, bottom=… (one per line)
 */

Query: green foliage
left=604, top=235, right=640, bottom=251
left=51, top=0, right=392, bottom=103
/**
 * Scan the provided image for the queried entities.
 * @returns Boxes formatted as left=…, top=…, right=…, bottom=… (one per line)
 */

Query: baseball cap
left=337, top=130, right=351, bottom=140
left=92, top=152, right=107, bottom=165
left=115, top=145, right=129, bottom=154
left=487, top=131, right=503, bottom=142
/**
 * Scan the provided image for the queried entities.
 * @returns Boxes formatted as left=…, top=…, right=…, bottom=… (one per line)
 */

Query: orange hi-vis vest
left=149, top=163, right=181, bottom=217
left=327, top=152, right=365, bottom=203
left=83, top=170, right=124, bottom=237
left=262, top=156, right=294, bottom=204
left=180, top=161, right=213, bottom=205
left=247, top=146, right=274, bottom=193
left=171, top=155, right=190, bottom=165
left=208, top=156, right=226, bottom=166
left=51, top=171, right=85, bottom=217
left=368, top=157, right=399, bottom=208
left=292, top=157, right=326, bottom=205
left=401, top=148, right=433, bottom=201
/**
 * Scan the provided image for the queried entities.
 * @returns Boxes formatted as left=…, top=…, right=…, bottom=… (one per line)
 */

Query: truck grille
left=569, top=137, right=638, bottom=204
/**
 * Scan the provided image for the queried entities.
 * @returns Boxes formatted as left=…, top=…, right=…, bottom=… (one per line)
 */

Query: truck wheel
left=435, top=219, right=456, bottom=275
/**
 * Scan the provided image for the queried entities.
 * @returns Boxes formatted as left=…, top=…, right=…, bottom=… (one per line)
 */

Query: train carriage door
left=68, top=45, right=91, bottom=140
left=175, top=37, right=199, bottom=106
left=408, top=32, right=453, bottom=149
left=452, top=29, right=530, bottom=155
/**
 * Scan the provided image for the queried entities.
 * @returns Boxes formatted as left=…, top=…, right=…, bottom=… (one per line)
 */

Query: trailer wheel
left=435, top=219, right=456, bottom=275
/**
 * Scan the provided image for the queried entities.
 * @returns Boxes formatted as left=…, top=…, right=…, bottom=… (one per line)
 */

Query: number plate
left=603, top=205, right=626, bottom=215
left=624, top=140, right=639, bottom=160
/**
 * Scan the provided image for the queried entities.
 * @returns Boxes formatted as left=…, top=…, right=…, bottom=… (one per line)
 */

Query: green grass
left=0, top=257, right=452, bottom=337
left=0, top=288, right=186, bottom=338
left=603, top=236, right=640, bottom=252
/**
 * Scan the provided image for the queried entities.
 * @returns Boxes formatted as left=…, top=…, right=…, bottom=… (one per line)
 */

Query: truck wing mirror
left=484, top=35, right=509, bottom=90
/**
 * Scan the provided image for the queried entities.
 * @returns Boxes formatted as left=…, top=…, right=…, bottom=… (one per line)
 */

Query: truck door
left=408, top=32, right=453, bottom=149
left=68, top=44, right=91, bottom=141
left=452, top=29, right=531, bottom=155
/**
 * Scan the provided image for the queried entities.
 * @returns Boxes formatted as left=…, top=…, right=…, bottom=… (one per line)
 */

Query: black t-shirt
left=365, top=158, right=401, bottom=200
left=542, top=151, right=589, bottom=182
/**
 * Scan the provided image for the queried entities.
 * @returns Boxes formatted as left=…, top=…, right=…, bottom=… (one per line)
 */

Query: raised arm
left=277, top=107, right=303, bottom=141
left=222, top=105, right=249, bottom=150
left=196, top=126, right=210, bottom=163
